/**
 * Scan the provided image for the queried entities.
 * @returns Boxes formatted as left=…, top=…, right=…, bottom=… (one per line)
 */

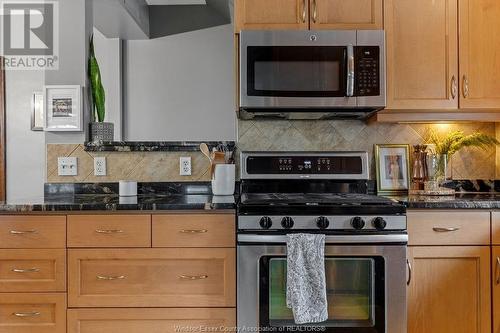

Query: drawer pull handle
left=432, top=227, right=460, bottom=232
left=496, top=257, right=500, bottom=285
left=179, top=274, right=208, bottom=280
left=10, top=229, right=38, bottom=235
left=13, top=311, right=41, bottom=317
left=12, top=267, right=40, bottom=273
left=95, top=229, right=124, bottom=234
left=96, top=275, right=126, bottom=280
left=406, top=259, right=412, bottom=286
left=179, top=229, right=208, bottom=234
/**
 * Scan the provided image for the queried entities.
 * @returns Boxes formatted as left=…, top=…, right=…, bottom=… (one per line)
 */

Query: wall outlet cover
left=94, top=156, right=107, bottom=176
left=58, top=157, right=78, bottom=176
left=180, top=157, right=192, bottom=176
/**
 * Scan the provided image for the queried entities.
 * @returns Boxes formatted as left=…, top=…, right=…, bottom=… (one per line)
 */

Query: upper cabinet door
left=234, top=0, right=309, bottom=32
left=385, top=0, right=459, bottom=109
left=459, top=0, right=500, bottom=109
left=310, top=0, right=383, bottom=30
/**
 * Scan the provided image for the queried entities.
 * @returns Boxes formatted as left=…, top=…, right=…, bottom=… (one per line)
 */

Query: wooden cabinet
left=0, top=293, right=66, bottom=333
left=385, top=0, right=459, bottom=109
left=407, top=210, right=490, bottom=245
left=0, top=249, right=66, bottom=292
left=152, top=214, right=235, bottom=248
left=0, top=215, right=66, bottom=248
left=235, top=0, right=308, bottom=31
left=310, top=0, right=383, bottom=30
left=67, top=215, right=151, bottom=248
left=234, top=0, right=382, bottom=31
left=459, top=0, right=500, bottom=109
left=493, top=246, right=500, bottom=333
left=407, top=246, right=491, bottom=333
left=68, top=248, right=236, bottom=308
left=67, top=308, right=236, bottom=333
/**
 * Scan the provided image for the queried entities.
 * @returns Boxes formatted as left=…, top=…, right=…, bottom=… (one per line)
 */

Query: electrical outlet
left=94, top=156, right=107, bottom=176
left=58, top=157, right=78, bottom=176
left=180, top=157, right=192, bottom=176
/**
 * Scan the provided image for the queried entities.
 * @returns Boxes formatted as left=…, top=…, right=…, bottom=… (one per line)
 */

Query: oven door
left=240, top=30, right=357, bottom=109
left=237, top=235, right=407, bottom=333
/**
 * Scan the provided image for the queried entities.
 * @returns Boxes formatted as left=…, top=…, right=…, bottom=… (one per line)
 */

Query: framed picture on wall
left=44, top=85, right=82, bottom=131
left=375, top=144, right=410, bottom=195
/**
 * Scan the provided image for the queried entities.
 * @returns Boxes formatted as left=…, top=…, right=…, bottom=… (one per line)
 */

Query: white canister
left=119, top=180, right=137, bottom=197
left=212, top=164, right=236, bottom=196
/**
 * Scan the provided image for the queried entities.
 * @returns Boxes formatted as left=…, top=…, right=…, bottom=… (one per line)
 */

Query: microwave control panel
left=354, top=46, right=380, bottom=96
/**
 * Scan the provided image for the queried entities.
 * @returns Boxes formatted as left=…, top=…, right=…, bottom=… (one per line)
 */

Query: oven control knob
left=281, top=217, right=294, bottom=229
left=373, top=217, right=387, bottom=230
left=259, top=216, right=273, bottom=229
left=351, top=216, right=366, bottom=230
left=316, top=216, right=330, bottom=229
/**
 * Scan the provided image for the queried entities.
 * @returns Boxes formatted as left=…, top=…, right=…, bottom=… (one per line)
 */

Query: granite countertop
left=0, top=194, right=237, bottom=212
left=390, top=193, right=500, bottom=209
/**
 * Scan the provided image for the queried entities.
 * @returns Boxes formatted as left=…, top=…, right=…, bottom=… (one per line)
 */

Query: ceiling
left=145, top=0, right=207, bottom=4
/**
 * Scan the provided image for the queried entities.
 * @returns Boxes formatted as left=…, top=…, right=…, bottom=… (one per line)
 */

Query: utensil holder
left=212, top=164, right=235, bottom=196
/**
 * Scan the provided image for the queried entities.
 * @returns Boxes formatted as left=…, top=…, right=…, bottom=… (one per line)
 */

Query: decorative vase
left=89, top=122, right=114, bottom=142
left=427, top=153, right=448, bottom=183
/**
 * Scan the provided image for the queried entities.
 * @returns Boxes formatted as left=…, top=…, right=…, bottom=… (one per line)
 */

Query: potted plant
left=426, top=130, right=499, bottom=181
left=88, top=34, right=113, bottom=142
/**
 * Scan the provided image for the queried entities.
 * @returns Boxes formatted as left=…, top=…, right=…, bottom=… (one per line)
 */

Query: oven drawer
left=0, top=293, right=66, bottom=333
left=67, top=308, right=236, bottom=333
left=0, top=216, right=66, bottom=248
left=407, top=210, right=490, bottom=245
left=68, top=248, right=236, bottom=307
left=0, top=249, right=66, bottom=292
left=152, top=214, right=235, bottom=248
left=67, top=215, right=151, bottom=248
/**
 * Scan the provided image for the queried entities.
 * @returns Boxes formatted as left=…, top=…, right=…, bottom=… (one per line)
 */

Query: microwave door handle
left=346, top=45, right=355, bottom=97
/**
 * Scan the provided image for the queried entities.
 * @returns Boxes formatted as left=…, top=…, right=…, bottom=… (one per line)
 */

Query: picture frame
left=43, top=85, right=82, bottom=131
left=31, top=91, right=44, bottom=131
left=375, top=144, right=410, bottom=195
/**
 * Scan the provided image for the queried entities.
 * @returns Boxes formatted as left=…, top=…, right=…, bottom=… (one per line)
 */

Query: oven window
left=247, top=46, right=347, bottom=97
left=260, top=256, right=385, bottom=332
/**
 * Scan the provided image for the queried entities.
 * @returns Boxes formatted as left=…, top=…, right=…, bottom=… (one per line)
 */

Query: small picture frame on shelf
left=31, top=91, right=44, bottom=131
left=44, top=85, right=82, bottom=131
left=375, top=144, right=410, bottom=195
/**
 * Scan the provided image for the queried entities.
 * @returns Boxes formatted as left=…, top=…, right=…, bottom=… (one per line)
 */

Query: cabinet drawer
left=408, top=210, right=490, bottom=245
left=0, top=293, right=66, bottom=333
left=152, top=214, right=235, bottom=248
left=68, top=248, right=236, bottom=307
left=0, top=216, right=66, bottom=248
left=67, top=215, right=151, bottom=248
left=68, top=308, right=236, bottom=333
left=491, top=212, right=500, bottom=244
left=0, top=249, right=66, bottom=292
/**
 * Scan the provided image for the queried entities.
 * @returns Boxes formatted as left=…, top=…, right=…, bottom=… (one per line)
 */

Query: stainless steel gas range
left=237, top=152, right=407, bottom=333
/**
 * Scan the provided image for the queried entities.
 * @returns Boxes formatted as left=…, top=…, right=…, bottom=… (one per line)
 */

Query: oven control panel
left=355, top=46, right=380, bottom=96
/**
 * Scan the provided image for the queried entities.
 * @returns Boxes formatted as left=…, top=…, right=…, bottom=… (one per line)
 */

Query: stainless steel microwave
left=239, top=30, right=386, bottom=120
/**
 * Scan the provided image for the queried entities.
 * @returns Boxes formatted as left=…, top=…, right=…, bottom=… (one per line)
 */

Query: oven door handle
left=238, top=234, right=408, bottom=244
left=346, top=44, right=355, bottom=97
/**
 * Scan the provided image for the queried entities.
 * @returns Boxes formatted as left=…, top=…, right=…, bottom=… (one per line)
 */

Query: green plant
left=426, top=129, right=499, bottom=156
left=88, top=34, right=105, bottom=122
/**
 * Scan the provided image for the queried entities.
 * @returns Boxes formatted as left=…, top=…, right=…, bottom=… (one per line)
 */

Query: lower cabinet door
left=68, top=248, right=236, bottom=307
left=67, top=308, right=236, bottom=333
left=0, top=293, right=66, bottom=333
left=493, top=246, right=500, bottom=333
left=408, top=246, right=491, bottom=333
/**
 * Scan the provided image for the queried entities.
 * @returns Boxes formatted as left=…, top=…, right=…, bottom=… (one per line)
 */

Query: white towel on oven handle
left=286, top=233, right=328, bottom=324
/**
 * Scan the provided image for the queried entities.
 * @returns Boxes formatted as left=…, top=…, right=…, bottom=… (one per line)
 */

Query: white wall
left=5, top=70, right=45, bottom=202
left=123, top=24, right=236, bottom=141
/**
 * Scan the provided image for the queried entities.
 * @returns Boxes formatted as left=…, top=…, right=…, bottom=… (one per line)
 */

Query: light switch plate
left=94, top=156, right=107, bottom=176
left=58, top=157, right=77, bottom=176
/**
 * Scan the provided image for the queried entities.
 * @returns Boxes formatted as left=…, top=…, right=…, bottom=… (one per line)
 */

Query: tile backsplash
left=46, top=144, right=212, bottom=182
left=47, top=121, right=497, bottom=183
left=238, top=120, right=496, bottom=180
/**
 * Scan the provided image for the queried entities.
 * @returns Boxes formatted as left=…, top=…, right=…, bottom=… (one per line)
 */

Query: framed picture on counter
left=44, top=85, right=82, bottom=131
left=375, top=144, right=410, bottom=195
